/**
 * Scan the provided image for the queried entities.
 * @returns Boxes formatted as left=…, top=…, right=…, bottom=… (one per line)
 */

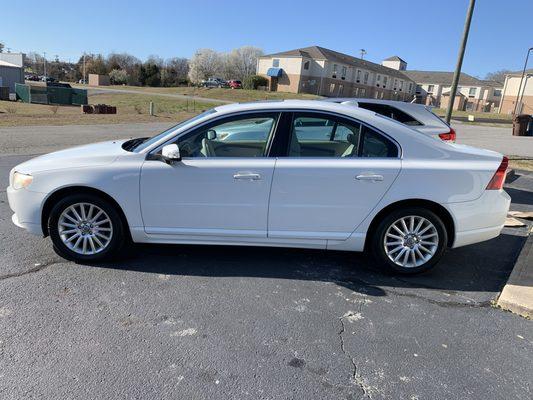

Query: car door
left=140, top=112, right=280, bottom=238
left=268, top=111, right=401, bottom=241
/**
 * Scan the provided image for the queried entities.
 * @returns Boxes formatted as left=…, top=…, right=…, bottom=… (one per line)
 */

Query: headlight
left=12, top=172, right=33, bottom=190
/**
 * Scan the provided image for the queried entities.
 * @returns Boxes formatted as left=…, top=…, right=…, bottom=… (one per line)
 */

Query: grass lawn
left=509, top=157, right=533, bottom=172
left=0, top=93, right=217, bottom=127
left=74, top=84, right=319, bottom=102
left=432, top=108, right=513, bottom=121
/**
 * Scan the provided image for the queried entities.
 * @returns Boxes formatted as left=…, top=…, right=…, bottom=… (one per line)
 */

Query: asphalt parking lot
left=0, top=123, right=532, bottom=399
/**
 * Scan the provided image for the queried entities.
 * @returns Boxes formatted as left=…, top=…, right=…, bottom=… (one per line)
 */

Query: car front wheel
left=371, top=207, right=447, bottom=274
left=48, top=194, right=125, bottom=262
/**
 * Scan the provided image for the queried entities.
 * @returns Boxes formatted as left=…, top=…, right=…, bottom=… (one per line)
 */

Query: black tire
left=48, top=193, right=125, bottom=262
left=370, top=207, right=447, bottom=274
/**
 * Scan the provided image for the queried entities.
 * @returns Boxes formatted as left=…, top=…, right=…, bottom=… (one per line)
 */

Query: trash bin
left=528, top=116, right=533, bottom=137
left=513, top=114, right=532, bottom=136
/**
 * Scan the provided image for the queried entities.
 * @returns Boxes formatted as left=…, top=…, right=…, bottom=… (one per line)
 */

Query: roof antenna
left=359, top=49, right=367, bottom=59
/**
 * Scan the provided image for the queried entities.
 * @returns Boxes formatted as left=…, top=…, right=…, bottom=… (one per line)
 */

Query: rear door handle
left=356, top=174, right=384, bottom=181
left=233, top=172, right=262, bottom=181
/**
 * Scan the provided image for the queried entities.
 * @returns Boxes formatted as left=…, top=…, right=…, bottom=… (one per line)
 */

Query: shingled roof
left=402, top=70, right=500, bottom=87
left=383, top=55, right=406, bottom=63
left=262, top=46, right=414, bottom=82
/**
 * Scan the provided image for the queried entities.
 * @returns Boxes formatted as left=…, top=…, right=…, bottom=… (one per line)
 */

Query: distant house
left=402, top=70, right=503, bottom=112
left=257, top=46, right=417, bottom=101
left=498, top=69, right=533, bottom=115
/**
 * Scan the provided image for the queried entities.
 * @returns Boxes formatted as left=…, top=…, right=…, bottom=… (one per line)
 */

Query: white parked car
left=7, top=100, right=510, bottom=273
left=322, top=98, right=456, bottom=141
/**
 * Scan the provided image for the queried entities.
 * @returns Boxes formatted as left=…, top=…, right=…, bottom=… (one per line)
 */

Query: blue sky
left=2, top=0, right=531, bottom=77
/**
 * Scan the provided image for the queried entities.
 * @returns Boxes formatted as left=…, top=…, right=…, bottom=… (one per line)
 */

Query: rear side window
left=358, top=103, right=422, bottom=126
left=361, top=126, right=398, bottom=158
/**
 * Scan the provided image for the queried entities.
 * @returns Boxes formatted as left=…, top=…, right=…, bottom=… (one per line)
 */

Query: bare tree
left=0, top=42, right=4, bottom=53
left=188, top=49, right=222, bottom=83
left=485, top=69, right=513, bottom=83
left=164, top=57, right=189, bottom=85
left=107, top=53, right=141, bottom=73
left=227, top=46, right=263, bottom=80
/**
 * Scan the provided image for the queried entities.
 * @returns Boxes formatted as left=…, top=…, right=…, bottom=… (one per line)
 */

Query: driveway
left=0, top=124, right=532, bottom=399
left=453, top=122, right=533, bottom=157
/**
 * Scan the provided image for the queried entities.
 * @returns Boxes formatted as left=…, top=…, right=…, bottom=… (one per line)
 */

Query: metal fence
left=15, top=83, right=88, bottom=105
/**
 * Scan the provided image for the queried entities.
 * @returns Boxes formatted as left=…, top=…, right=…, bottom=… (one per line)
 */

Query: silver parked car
left=321, top=98, right=456, bottom=141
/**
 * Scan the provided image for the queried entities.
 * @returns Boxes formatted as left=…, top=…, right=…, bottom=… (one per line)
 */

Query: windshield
left=131, top=109, right=217, bottom=152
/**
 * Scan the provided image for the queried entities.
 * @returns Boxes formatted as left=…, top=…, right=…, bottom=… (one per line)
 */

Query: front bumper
left=446, top=189, right=511, bottom=248
left=7, top=186, right=47, bottom=236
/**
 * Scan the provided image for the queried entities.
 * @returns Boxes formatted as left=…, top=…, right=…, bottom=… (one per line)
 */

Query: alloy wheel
left=383, top=215, right=439, bottom=268
left=57, top=202, right=113, bottom=255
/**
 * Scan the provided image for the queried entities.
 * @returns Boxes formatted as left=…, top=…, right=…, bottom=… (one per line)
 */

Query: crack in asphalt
left=338, top=312, right=370, bottom=399
left=0, top=260, right=59, bottom=281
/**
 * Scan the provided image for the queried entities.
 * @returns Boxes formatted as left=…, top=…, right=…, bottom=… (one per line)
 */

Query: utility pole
left=445, top=0, right=476, bottom=124
left=43, top=51, right=47, bottom=77
left=360, top=49, right=367, bottom=60
left=83, top=53, right=86, bottom=83
left=513, top=47, right=533, bottom=115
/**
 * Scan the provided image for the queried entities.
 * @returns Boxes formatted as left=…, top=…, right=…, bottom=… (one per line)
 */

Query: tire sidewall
left=372, top=207, right=447, bottom=274
left=48, top=194, right=124, bottom=262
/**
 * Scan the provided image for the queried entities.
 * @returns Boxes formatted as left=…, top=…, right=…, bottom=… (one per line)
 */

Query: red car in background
left=228, top=80, right=242, bottom=89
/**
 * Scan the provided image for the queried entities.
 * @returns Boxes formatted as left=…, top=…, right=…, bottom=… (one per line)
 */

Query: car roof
left=320, top=97, right=448, bottom=129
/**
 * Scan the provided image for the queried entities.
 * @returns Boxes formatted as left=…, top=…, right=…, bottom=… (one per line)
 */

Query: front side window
left=360, top=126, right=398, bottom=158
left=175, top=113, right=278, bottom=158
left=272, top=59, right=280, bottom=67
left=287, top=114, right=362, bottom=158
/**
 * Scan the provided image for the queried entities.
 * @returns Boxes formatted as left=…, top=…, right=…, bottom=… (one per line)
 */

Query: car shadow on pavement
left=87, top=232, right=527, bottom=300
left=506, top=187, right=533, bottom=207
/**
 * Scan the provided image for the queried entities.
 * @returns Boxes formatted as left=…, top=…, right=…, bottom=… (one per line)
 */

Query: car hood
left=14, top=140, right=128, bottom=174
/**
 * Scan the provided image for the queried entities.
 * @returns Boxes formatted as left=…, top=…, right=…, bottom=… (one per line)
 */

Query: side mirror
left=161, top=144, right=181, bottom=163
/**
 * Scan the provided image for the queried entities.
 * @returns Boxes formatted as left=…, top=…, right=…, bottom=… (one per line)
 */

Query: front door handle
left=233, top=172, right=262, bottom=181
left=356, top=174, right=384, bottom=182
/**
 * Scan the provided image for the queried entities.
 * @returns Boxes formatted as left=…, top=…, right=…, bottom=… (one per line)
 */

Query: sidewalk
left=498, top=235, right=533, bottom=318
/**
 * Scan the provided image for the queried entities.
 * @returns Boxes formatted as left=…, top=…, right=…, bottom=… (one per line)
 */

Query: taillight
left=486, top=156, right=509, bottom=190
left=438, top=128, right=456, bottom=142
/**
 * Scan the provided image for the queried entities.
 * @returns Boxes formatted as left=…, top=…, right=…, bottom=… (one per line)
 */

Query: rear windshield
left=357, top=103, right=422, bottom=126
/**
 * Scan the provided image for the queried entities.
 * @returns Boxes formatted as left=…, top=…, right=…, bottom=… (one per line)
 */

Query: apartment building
left=498, top=69, right=533, bottom=114
left=257, top=46, right=416, bottom=101
left=403, top=70, right=503, bottom=112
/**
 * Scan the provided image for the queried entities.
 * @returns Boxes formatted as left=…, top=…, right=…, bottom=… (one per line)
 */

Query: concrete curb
left=497, top=234, right=533, bottom=318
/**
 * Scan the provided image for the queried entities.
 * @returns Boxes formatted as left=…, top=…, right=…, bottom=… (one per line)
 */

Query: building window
left=360, top=88, right=366, bottom=97
left=332, top=64, right=338, bottom=78
left=303, top=61, right=310, bottom=70
left=383, top=76, right=388, bottom=87
left=338, top=84, right=344, bottom=95
left=399, top=81, right=403, bottom=91
left=363, top=71, right=369, bottom=84
left=468, top=87, right=477, bottom=97
left=353, top=87, right=359, bottom=97
left=341, top=66, right=347, bottom=80
left=427, top=85, right=434, bottom=94
left=356, top=70, right=361, bottom=83
left=272, top=59, right=280, bottom=67
left=493, top=89, right=502, bottom=97
left=330, top=83, right=335, bottom=93
left=409, top=83, right=413, bottom=92
left=393, top=79, right=398, bottom=90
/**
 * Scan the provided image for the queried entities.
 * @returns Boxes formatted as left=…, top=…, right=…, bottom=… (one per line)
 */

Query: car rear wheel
left=371, top=207, right=447, bottom=274
left=48, top=194, right=125, bottom=262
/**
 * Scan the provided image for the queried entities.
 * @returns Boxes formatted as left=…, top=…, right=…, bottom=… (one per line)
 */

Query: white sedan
left=7, top=100, right=510, bottom=274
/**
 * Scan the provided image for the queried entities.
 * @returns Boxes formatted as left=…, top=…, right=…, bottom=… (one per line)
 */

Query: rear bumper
left=446, top=190, right=511, bottom=248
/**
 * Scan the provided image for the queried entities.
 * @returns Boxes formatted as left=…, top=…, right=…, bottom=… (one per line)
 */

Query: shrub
left=109, top=69, right=129, bottom=85
left=243, top=75, right=268, bottom=90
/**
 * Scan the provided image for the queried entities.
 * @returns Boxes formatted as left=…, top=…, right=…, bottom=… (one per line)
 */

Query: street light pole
left=445, top=0, right=476, bottom=124
left=43, top=51, right=47, bottom=77
left=512, top=47, right=533, bottom=115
